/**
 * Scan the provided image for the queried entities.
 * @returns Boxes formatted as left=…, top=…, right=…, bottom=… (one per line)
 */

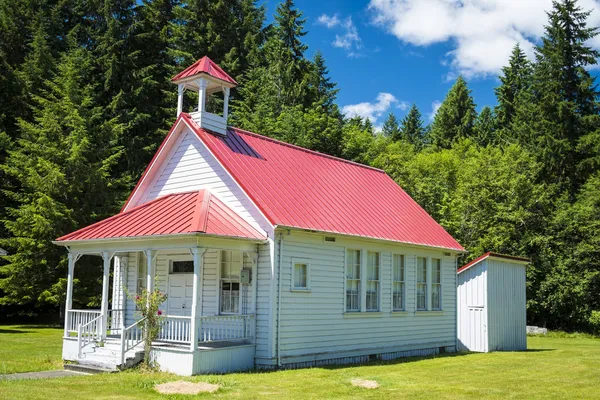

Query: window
left=392, top=254, right=405, bottom=311
left=417, top=257, right=427, bottom=311
left=220, top=250, right=242, bottom=314
left=366, top=252, right=380, bottom=311
left=292, top=260, right=309, bottom=290
left=432, top=258, right=442, bottom=310
left=171, top=260, right=193, bottom=274
left=345, top=249, right=361, bottom=312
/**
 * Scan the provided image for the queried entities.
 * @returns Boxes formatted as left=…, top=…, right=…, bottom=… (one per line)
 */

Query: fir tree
left=429, top=76, right=477, bottom=148
left=309, top=50, right=339, bottom=110
left=400, top=104, right=425, bottom=147
left=0, top=44, right=126, bottom=309
left=494, top=44, right=532, bottom=133
left=474, top=106, right=496, bottom=147
left=514, top=0, right=600, bottom=188
left=382, top=112, right=401, bottom=140
left=274, top=0, right=308, bottom=61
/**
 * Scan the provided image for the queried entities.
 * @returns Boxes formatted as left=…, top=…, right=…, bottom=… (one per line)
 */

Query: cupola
left=171, top=56, right=238, bottom=135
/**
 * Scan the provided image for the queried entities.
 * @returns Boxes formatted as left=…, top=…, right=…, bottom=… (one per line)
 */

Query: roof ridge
left=228, top=126, right=387, bottom=174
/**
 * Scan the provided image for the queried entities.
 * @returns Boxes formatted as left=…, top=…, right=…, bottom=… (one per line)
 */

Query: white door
left=167, top=274, right=194, bottom=316
left=468, top=306, right=487, bottom=352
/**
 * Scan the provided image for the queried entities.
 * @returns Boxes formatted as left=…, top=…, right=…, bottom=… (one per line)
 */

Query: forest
left=0, top=0, right=599, bottom=333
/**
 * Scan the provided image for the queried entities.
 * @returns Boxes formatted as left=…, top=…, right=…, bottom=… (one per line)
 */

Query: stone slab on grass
left=351, top=378, right=379, bottom=389
left=155, top=381, right=220, bottom=395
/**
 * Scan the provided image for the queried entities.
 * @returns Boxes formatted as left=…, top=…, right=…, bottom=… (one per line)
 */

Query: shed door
left=167, top=274, right=194, bottom=316
left=467, top=306, right=487, bottom=352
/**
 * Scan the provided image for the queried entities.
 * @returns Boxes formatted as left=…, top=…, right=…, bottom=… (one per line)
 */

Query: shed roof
left=457, top=252, right=530, bottom=274
left=182, top=114, right=464, bottom=251
left=171, top=56, right=238, bottom=85
left=56, top=190, right=265, bottom=242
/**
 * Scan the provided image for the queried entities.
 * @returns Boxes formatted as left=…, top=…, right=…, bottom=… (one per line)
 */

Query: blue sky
left=263, top=0, right=600, bottom=129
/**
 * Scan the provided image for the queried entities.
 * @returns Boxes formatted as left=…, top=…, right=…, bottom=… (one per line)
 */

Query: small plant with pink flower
left=127, top=282, right=167, bottom=369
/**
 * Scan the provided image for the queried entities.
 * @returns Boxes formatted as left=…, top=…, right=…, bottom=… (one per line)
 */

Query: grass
left=0, top=325, right=63, bottom=374
left=1, top=325, right=599, bottom=399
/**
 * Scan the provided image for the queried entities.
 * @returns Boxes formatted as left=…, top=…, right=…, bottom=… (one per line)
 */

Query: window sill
left=415, top=311, right=444, bottom=316
left=290, top=288, right=311, bottom=293
left=343, top=311, right=383, bottom=318
left=391, top=311, right=409, bottom=316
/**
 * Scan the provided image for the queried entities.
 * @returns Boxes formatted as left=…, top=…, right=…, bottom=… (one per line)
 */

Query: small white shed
left=457, top=252, right=529, bottom=352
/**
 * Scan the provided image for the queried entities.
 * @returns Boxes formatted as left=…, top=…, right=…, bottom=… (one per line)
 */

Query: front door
left=167, top=274, right=194, bottom=316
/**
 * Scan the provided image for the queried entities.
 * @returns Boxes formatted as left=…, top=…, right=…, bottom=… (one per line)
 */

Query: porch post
left=101, top=251, right=112, bottom=340
left=63, top=252, right=77, bottom=337
left=144, top=250, right=156, bottom=306
left=190, top=247, right=206, bottom=351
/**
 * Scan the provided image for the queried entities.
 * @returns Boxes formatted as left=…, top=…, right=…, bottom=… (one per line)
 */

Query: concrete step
left=64, top=362, right=117, bottom=374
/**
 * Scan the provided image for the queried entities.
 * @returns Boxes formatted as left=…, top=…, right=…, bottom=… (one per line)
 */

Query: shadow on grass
left=0, top=328, right=32, bottom=334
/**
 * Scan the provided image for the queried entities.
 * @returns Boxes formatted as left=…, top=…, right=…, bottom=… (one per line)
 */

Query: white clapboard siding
left=254, top=242, right=273, bottom=364
left=275, top=232, right=457, bottom=361
left=125, top=251, right=139, bottom=327
left=486, top=259, right=527, bottom=351
left=139, top=128, right=271, bottom=235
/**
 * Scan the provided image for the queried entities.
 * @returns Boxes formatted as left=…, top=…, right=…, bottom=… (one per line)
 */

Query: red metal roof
left=178, top=114, right=464, bottom=251
left=171, top=56, right=238, bottom=85
left=457, top=252, right=530, bottom=274
left=57, top=190, right=265, bottom=242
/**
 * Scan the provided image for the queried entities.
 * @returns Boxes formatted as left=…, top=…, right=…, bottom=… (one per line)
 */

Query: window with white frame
left=392, top=254, right=405, bottom=311
left=432, top=258, right=442, bottom=310
left=366, top=251, right=380, bottom=311
left=417, top=257, right=427, bottom=311
left=292, top=260, right=310, bottom=290
left=220, top=250, right=241, bottom=314
left=170, top=260, right=194, bottom=274
left=345, top=249, right=361, bottom=312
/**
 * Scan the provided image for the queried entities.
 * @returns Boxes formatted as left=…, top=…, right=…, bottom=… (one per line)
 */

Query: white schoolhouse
left=55, top=57, right=465, bottom=375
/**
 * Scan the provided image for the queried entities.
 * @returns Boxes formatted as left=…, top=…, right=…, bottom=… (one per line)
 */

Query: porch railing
left=108, top=309, right=125, bottom=335
left=158, top=315, right=192, bottom=343
left=198, top=314, right=255, bottom=342
left=67, top=309, right=101, bottom=335
left=156, top=314, right=256, bottom=345
left=77, top=313, right=103, bottom=358
left=120, top=317, right=146, bottom=365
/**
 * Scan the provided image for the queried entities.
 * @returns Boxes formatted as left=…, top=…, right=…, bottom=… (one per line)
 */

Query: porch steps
left=65, top=339, right=144, bottom=373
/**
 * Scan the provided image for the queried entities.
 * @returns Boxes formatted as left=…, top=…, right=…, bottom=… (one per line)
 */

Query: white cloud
left=317, top=14, right=362, bottom=57
left=317, top=14, right=341, bottom=28
left=342, top=93, right=402, bottom=125
left=429, top=100, right=442, bottom=121
left=368, top=0, right=600, bottom=78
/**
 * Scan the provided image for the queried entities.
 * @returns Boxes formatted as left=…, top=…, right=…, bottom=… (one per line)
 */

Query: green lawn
left=0, top=325, right=63, bottom=374
left=1, top=325, right=599, bottom=399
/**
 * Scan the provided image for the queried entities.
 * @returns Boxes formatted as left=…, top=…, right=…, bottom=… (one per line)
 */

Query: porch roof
left=56, top=190, right=266, bottom=242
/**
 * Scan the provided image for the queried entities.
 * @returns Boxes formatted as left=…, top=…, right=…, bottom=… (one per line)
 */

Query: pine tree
left=382, top=112, right=401, bottom=140
left=494, top=44, right=532, bottom=133
left=429, top=76, right=477, bottom=148
left=0, top=44, right=126, bottom=309
left=474, top=106, right=496, bottom=147
left=400, top=104, right=425, bottom=147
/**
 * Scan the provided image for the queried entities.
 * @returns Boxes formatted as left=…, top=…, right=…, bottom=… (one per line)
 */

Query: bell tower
left=171, top=56, right=238, bottom=135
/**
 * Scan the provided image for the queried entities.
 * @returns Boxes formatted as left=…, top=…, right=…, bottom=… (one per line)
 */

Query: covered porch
left=55, top=190, right=267, bottom=374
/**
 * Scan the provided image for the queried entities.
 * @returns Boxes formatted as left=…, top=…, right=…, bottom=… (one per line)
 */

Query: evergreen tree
left=274, top=0, right=308, bottom=61
left=429, top=76, right=477, bottom=148
left=400, top=104, right=425, bottom=147
left=382, top=112, right=401, bottom=140
left=474, top=106, right=496, bottom=147
left=0, top=44, right=126, bottom=309
left=514, top=0, right=600, bottom=188
left=308, top=50, right=339, bottom=110
left=494, top=44, right=532, bottom=134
